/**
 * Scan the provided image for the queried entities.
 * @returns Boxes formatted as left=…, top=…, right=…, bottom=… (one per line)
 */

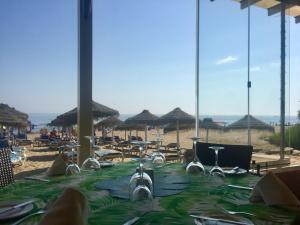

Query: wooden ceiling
left=233, top=0, right=300, bottom=23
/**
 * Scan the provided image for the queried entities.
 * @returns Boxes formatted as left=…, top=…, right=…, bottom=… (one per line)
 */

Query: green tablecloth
left=0, top=162, right=298, bottom=225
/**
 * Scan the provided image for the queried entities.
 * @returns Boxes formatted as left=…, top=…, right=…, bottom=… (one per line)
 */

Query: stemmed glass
left=151, top=129, right=165, bottom=165
left=209, top=146, right=225, bottom=177
left=129, top=145, right=153, bottom=201
left=65, top=144, right=81, bottom=176
left=186, top=138, right=205, bottom=174
left=81, top=136, right=101, bottom=171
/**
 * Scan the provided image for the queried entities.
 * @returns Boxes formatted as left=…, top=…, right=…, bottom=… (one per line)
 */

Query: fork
left=219, top=206, right=254, bottom=217
left=11, top=210, right=46, bottom=225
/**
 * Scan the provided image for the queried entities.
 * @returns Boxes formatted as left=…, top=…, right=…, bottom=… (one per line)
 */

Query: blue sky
left=0, top=0, right=299, bottom=116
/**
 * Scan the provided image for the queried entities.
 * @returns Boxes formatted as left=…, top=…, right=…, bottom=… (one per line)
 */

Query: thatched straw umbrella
left=94, top=116, right=123, bottom=137
left=157, top=107, right=194, bottom=149
left=226, top=115, right=274, bottom=132
left=50, top=101, right=119, bottom=127
left=0, top=103, right=29, bottom=128
left=124, top=110, right=158, bottom=141
left=200, top=118, right=223, bottom=142
left=115, top=123, right=145, bottom=140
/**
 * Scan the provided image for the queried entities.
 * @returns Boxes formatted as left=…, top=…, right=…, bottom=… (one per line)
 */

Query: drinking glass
left=81, top=136, right=101, bottom=171
left=129, top=144, right=153, bottom=200
left=131, top=185, right=152, bottom=201
left=81, top=157, right=101, bottom=171
left=65, top=147, right=80, bottom=176
left=209, top=146, right=225, bottom=177
left=186, top=139, right=205, bottom=174
left=151, top=152, right=165, bottom=165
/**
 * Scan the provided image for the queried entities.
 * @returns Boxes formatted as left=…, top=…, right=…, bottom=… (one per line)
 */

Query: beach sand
left=13, top=128, right=300, bottom=179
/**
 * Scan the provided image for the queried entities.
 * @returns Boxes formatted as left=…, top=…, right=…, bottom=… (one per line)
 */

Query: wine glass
left=186, top=138, right=205, bottom=174
left=209, top=146, right=225, bottom=177
left=65, top=145, right=81, bottom=176
left=151, top=152, right=165, bottom=165
left=129, top=144, right=153, bottom=201
left=131, top=184, right=153, bottom=201
left=81, top=157, right=100, bottom=171
left=81, top=136, right=101, bottom=171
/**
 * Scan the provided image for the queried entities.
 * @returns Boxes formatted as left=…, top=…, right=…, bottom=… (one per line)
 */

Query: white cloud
left=215, top=56, right=238, bottom=65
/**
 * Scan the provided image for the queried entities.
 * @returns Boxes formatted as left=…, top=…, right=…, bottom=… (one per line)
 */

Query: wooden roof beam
left=296, top=15, right=300, bottom=23
left=268, top=2, right=295, bottom=16
left=240, top=0, right=261, bottom=10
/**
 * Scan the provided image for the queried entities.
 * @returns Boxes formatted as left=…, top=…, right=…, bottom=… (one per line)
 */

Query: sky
left=0, top=0, right=299, bottom=116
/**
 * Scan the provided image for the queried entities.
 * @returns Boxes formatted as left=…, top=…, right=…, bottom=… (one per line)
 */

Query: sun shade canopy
left=234, top=0, right=300, bottom=23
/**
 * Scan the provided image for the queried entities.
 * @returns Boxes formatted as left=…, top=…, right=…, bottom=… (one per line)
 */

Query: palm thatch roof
left=0, top=103, right=29, bottom=127
left=200, top=118, right=223, bottom=130
left=124, top=110, right=158, bottom=125
left=164, top=123, right=195, bottom=133
left=95, top=116, right=123, bottom=129
left=226, top=115, right=274, bottom=132
left=157, top=107, right=194, bottom=124
left=115, top=123, right=145, bottom=131
left=49, top=101, right=119, bottom=126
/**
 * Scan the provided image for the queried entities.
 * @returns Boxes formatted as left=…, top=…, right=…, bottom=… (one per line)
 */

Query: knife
left=227, top=185, right=253, bottom=191
left=0, top=200, right=35, bottom=215
left=122, top=217, right=140, bottom=225
left=24, top=177, right=50, bottom=182
left=190, top=215, right=249, bottom=225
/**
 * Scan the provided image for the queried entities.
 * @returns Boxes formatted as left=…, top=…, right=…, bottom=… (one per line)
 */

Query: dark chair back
left=0, top=148, right=14, bottom=188
left=0, top=139, right=9, bottom=148
left=196, top=142, right=253, bottom=171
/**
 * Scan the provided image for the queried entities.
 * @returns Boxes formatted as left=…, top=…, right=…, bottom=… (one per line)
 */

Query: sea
left=28, top=113, right=299, bottom=132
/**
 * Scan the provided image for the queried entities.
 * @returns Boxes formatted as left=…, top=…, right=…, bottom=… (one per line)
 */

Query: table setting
left=0, top=154, right=299, bottom=224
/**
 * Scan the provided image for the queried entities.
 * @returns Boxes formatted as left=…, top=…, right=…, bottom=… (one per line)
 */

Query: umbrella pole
left=125, top=130, right=127, bottom=140
left=195, top=0, right=200, bottom=140
left=78, top=0, right=93, bottom=166
left=176, top=120, right=180, bottom=149
left=145, top=125, right=147, bottom=141
left=206, top=128, right=209, bottom=143
left=247, top=6, right=251, bottom=145
left=280, top=3, right=286, bottom=160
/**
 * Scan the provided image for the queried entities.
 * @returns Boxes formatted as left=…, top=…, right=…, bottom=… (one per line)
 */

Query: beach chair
left=196, top=142, right=253, bottom=171
left=0, top=148, right=14, bottom=188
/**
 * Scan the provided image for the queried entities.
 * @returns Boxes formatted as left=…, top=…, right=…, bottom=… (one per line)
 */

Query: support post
left=280, top=2, right=286, bottom=160
left=247, top=6, right=251, bottom=145
left=176, top=120, right=180, bottom=149
left=195, top=0, right=200, bottom=140
left=144, top=125, right=148, bottom=141
left=78, top=0, right=93, bottom=165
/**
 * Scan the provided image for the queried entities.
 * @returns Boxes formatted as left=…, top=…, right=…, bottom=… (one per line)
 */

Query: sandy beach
left=13, top=128, right=300, bottom=179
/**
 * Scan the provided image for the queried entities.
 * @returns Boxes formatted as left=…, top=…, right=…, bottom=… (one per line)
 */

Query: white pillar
left=78, top=0, right=93, bottom=165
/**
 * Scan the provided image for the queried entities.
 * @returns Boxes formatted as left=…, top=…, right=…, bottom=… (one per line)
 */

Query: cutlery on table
left=218, top=206, right=254, bottom=217
left=190, top=215, right=249, bottom=225
left=24, top=177, right=50, bottom=182
left=122, top=216, right=140, bottom=225
left=227, top=185, right=253, bottom=191
left=0, top=200, right=35, bottom=215
left=11, top=210, right=46, bottom=225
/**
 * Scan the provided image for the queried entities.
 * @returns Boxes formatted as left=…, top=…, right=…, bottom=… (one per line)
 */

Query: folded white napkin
left=46, top=154, right=67, bottom=177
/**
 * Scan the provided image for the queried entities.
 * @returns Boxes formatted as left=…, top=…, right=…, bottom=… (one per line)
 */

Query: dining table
left=0, top=162, right=298, bottom=225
